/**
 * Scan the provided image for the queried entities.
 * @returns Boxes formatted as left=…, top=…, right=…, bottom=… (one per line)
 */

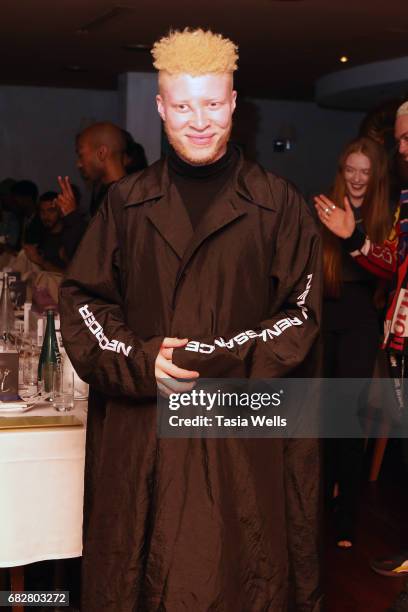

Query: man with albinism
left=60, top=28, right=323, bottom=611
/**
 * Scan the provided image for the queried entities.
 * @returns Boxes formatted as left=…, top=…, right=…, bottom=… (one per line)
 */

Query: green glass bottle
left=0, top=272, right=15, bottom=343
left=38, top=309, right=61, bottom=393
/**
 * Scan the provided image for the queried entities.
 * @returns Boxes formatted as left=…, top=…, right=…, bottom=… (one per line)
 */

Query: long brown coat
left=60, top=151, right=323, bottom=612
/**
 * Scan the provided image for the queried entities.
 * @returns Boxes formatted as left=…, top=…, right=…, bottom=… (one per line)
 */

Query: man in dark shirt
left=22, top=189, right=87, bottom=306
left=76, top=122, right=127, bottom=216
left=24, top=191, right=86, bottom=272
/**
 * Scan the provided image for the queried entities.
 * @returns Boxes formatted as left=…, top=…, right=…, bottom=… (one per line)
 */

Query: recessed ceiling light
left=122, top=43, right=151, bottom=51
left=340, top=56, right=349, bottom=63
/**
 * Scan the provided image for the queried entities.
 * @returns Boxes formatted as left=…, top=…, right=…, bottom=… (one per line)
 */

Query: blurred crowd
left=0, top=123, right=147, bottom=308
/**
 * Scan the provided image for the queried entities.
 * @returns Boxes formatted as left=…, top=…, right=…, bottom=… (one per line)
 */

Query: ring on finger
left=324, top=207, right=330, bottom=215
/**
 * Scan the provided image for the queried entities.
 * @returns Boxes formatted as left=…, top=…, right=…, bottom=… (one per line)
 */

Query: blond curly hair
left=151, top=28, right=238, bottom=76
left=397, top=101, right=408, bottom=117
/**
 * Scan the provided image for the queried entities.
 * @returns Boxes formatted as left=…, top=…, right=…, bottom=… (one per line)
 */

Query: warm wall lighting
left=340, top=56, right=349, bottom=63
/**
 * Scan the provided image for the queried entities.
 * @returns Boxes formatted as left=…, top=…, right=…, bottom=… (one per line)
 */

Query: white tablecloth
left=0, top=401, right=87, bottom=567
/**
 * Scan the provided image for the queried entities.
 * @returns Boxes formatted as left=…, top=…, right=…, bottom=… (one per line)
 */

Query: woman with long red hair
left=314, top=136, right=393, bottom=548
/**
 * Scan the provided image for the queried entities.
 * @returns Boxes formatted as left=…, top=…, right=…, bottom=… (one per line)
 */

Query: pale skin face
left=395, top=114, right=408, bottom=162
left=314, top=151, right=373, bottom=237
left=156, top=72, right=237, bottom=165
left=342, top=152, right=371, bottom=207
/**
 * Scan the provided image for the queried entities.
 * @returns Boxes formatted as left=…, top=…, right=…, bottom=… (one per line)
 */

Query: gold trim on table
left=0, top=415, right=83, bottom=430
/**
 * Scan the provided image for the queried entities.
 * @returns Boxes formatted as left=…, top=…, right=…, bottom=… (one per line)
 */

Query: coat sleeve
left=172, top=186, right=322, bottom=378
left=59, top=187, right=162, bottom=399
left=342, top=194, right=404, bottom=281
left=61, top=210, right=88, bottom=262
left=342, top=227, right=397, bottom=281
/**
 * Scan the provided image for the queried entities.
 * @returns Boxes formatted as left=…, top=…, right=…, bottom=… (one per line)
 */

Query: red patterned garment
left=345, top=190, right=408, bottom=352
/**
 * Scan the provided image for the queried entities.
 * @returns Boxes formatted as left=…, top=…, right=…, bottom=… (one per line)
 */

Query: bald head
left=76, top=122, right=126, bottom=184
left=79, top=122, right=125, bottom=154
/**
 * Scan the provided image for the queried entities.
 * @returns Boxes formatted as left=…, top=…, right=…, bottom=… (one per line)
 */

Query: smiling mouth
left=186, top=135, right=215, bottom=146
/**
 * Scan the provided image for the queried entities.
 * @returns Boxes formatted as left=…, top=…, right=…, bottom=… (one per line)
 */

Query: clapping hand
left=314, top=194, right=356, bottom=239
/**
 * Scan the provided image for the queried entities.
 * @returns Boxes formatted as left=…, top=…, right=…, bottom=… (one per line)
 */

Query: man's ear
left=231, top=90, right=237, bottom=115
left=97, top=145, right=108, bottom=162
left=156, top=94, right=166, bottom=122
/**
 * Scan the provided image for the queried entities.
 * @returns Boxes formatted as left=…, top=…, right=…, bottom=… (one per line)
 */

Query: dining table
left=0, top=398, right=87, bottom=610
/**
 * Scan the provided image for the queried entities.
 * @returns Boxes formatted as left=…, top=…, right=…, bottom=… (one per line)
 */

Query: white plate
left=0, top=402, right=31, bottom=413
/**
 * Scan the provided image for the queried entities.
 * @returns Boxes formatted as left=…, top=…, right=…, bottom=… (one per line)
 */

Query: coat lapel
left=123, top=149, right=272, bottom=274
left=145, top=183, right=193, bottom=260
left=175, top=187, right=248, bottom=285
left=124, top=158, right=193, bottom=260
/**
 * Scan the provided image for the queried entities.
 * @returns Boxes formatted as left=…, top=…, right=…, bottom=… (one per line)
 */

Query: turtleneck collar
left=168, top=144, right=236, bottom=180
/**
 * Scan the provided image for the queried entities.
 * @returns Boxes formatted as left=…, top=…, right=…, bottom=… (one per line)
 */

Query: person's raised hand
left=155, top=337, right=199, bottom=397
left=314, top=194, right=355, bottom=239
left=56, top=176, right=77, bottom=216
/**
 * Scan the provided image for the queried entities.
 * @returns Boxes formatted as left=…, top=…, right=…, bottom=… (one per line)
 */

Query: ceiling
left=1, top=0, right=408, bottom=101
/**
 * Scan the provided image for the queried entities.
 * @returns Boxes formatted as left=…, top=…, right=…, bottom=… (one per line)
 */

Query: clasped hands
left=155, top=337, right=199, bottom=397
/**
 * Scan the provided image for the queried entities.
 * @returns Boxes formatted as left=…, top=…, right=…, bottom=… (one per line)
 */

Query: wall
left=246, top=98, right=364, bottom=200
left=0, top=85, right=118, bottom=195
left=118, top=72, right=161, bottom=165
left=0, top=85, right=364, bottom=203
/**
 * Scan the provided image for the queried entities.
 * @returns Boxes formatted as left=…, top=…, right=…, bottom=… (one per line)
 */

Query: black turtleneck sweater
left=168, top=144, right=239, bottom=230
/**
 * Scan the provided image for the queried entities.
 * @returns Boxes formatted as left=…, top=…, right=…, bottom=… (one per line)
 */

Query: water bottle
left=38, top=309, right=61, bottom=393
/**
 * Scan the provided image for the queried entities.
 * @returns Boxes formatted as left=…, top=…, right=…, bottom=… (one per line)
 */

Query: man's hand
left=314, top=195, right=355, bottom=239
left=155, top=337, right=199, bottom=397
left=55, top=176, right=77, bottom=216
